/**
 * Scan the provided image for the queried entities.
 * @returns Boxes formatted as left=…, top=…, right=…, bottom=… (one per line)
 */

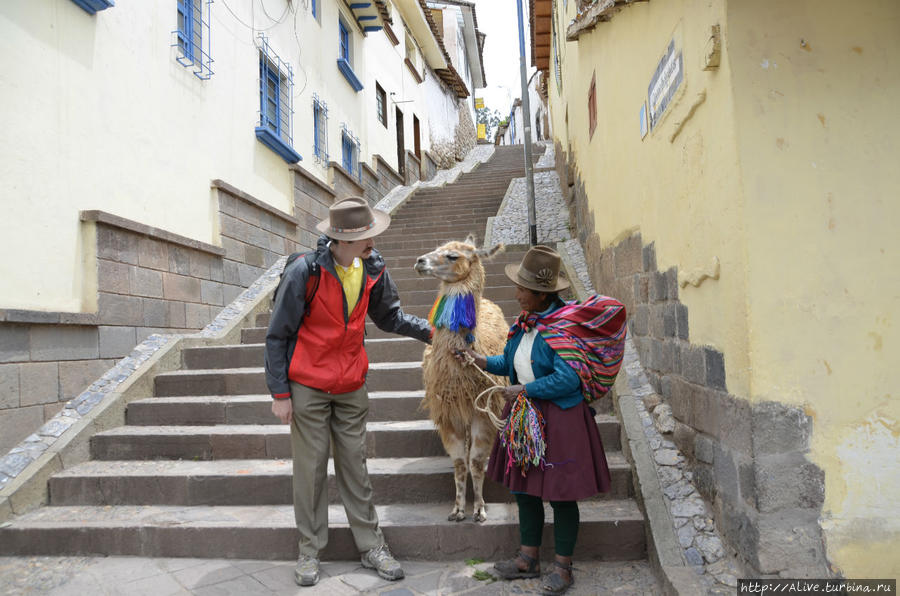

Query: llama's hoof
left=473, top=509, right=487, bottom=523
left=448, top=509, right=466, bottom=522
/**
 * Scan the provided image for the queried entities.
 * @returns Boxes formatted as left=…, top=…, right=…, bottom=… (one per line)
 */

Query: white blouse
left=512, top=327, right=538, bottom=384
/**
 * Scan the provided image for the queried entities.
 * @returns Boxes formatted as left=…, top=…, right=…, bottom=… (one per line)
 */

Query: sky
left=471, top=0, right=535, bottom=117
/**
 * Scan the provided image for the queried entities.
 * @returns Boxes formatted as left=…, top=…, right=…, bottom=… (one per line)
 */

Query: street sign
left=477, top=123, right=486, bottom=139
left=648, top=39, right=683, bottom=130
left=475, top=97, right=484, bottom=109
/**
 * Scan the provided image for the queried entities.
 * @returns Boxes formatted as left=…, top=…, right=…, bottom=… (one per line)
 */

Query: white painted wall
left=0, top=0, right=465, bottom=312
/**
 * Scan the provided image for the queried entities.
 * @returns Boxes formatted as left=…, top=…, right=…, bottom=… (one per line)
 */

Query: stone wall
left=374, top=155, right=405, bottom=198
left=558, top=142, right=830, bottom=578
left=360, top=163, right=381, bottom=207
left=422, top=151, right=438, bottom=182
left=328, top=161, right=366, bottom=202
left=405, top=151, right=422, bottom=185
left=214, top=180, right=300, bottom=305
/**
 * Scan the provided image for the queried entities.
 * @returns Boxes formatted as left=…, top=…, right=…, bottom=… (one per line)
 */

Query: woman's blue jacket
left=485, top=310, right=583, bottom=409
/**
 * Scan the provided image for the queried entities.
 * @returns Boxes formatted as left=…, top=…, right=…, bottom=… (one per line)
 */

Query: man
left=265, top=197, right=432, bottom=587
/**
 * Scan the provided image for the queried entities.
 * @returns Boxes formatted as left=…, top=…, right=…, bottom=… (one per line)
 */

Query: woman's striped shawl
left=511, top=295, right=627, bottom=402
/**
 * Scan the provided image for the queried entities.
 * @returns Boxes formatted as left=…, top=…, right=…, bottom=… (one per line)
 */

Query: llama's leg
left=440, top=428, right=468, bottom=522
left=469, top=416, right=495, bottom=523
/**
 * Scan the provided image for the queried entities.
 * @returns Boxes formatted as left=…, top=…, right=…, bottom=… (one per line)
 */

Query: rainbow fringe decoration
left=428, top=293, right=477, bottom=334
left=501, top=392, right=547, bottom=477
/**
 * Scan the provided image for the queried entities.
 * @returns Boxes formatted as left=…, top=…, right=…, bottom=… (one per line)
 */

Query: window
left=311, top=0, right=318, bottom=21
left=337, top=15, right=363, bottom=91
left=404, top=33, right=423, bottom=83
left=174, top=0, right=213, bottom=79
left=313, top=94, right=329, bottom=163
left=255, top=35, right=301, bottom=163
left=375, top=83, right=387, bottom=127
left=339, top=19, right=350, bottom=61
left=341, top=126, right=361, bottom=181
left=588, top=71, right=597, bottom=139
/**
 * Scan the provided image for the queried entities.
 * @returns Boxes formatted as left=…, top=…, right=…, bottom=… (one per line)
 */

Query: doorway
left=395, top=106, right=405, bottom=179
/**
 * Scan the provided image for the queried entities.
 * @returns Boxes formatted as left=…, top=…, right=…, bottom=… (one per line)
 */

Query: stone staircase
left=0, top=145, right=646, bottom=563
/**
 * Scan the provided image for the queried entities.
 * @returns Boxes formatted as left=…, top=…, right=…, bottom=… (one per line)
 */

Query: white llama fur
left=414, top=235, right=508, bottom=522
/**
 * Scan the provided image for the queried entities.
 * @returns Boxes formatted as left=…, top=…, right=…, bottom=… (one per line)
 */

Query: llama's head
left=414, top=234, right=504, bottom=285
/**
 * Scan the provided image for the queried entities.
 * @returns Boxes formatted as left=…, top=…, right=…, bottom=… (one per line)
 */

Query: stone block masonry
left=557, top=141, right=831, bottom=578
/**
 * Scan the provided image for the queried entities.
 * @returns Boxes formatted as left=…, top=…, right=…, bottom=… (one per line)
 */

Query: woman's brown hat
left=316, top=197, right=391, bottom=241
left=504, top=245, right=571, bottom=292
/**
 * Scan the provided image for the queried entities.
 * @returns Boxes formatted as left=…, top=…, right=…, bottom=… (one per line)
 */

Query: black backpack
left=273, top=252, right=320, bottom=319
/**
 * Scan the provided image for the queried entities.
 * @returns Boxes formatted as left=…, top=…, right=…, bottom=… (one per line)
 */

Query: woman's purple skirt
left=486, top=399, right=611, bottom=502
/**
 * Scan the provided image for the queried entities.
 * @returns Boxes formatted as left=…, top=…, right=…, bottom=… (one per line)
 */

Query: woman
left=456, top=245, right=626, bottom=595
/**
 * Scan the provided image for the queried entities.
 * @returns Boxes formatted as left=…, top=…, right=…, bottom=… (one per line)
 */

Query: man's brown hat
left=504, top=245, right=571, bottom=292
left=316, top=197, right=391, bottom=241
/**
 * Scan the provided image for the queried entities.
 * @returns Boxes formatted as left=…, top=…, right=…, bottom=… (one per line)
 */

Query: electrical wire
left=258, top=0, right=291, bottom=25
left=221, top=0, right=288, bottom=33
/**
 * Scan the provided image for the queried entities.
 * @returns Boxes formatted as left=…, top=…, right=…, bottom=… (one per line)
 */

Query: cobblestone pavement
left=0, top=556, right=662, bottom=595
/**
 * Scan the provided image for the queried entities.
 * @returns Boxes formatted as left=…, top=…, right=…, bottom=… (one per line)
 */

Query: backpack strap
left=273, top=251, right=320, bottom=319
left=301, top=252, right=320, bottom=319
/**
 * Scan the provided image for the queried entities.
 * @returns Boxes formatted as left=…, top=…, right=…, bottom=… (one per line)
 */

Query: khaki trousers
left=289, top=381, right=384, bottom=557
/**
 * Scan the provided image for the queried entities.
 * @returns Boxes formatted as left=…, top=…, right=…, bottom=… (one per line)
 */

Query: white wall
left=0, top=0, right=464, bottom=313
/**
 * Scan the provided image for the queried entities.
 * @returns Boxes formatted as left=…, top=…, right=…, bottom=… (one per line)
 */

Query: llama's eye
left=446, top=254, right=458, bottom=261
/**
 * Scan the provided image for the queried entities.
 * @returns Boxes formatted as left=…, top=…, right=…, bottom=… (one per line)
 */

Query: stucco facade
left=543, top=0, right=899, bottom=579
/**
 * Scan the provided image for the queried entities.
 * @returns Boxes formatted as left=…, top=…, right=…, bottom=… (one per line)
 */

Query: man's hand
left=501, top=384, right=526, bottom=402
left=272, top=398, right=293, bottom=424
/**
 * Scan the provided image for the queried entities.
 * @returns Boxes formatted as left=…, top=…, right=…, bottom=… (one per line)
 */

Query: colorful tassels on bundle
left=500, top=391, right=547, bottom=477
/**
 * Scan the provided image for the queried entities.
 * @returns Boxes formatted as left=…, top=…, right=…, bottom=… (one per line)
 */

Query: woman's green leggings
left=515, top=493, right=580, bottom=557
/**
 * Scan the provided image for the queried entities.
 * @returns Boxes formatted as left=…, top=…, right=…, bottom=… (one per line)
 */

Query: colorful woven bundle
left=500, top=392, right=547, bottom=477
left=428, top=292, right=477, bottom=333
left=512, top=294, right=627, bottom=402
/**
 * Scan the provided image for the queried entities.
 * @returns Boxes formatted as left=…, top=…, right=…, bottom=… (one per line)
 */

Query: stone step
left=127, top=391, right=429, bottom=425
left=90, top=416, right=622, bottom=460
left=48, top=453, right=632, bottom=506
left=0, top=501, right=645, bottom=561
left=182, top=338, right=427, bottom=370
left=89, top=420, right=445, bottom=460
left=154, top=362, right=425, bottom=396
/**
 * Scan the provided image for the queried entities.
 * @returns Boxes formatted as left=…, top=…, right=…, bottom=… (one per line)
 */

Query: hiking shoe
left=361, top=543, right=405, bottom=580
left=294, top=554, right=320, bottom=586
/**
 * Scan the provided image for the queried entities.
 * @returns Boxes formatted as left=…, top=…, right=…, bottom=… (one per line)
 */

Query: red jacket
left=288, top=266, right=381, bottom=393
left=265, top=236, right=432, bottom=397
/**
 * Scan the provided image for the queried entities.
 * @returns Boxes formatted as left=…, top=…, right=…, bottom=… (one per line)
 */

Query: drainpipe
left=516, top=0, right=538, bottom=246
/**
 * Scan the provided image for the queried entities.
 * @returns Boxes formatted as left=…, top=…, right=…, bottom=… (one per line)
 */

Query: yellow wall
left=726, top=0, right=900, bottom=578
left=548, top=0, right=900, bottom=578
left=549, top=0, right=753, bottom=397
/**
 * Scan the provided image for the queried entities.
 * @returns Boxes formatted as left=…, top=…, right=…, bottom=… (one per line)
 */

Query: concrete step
left=0, top=501, right=645, bottom=561
left=48, top=453, right=632, bottom=506
left=154, top=362, right=425, bottom=396
left=91, top=416, right=622, bottom=460
left=181, top=338, right=426, bottom=370
left=126, top=391, right=429, bottom=425
left=89, top=420, right=445, bottom=460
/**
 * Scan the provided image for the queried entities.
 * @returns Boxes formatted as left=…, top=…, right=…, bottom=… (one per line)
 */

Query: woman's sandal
left=493, top=550, right=541, bottom=580
left=541, top=560, right=575, bottom=595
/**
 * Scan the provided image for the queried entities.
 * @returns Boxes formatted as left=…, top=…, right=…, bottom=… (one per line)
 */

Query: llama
left=414, top=235, right=508, bottom=522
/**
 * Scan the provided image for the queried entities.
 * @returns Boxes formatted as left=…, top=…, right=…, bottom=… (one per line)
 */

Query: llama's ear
left=476, top=243, right=505, bottom=261
left=464, top=233, right=477, bottom=246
